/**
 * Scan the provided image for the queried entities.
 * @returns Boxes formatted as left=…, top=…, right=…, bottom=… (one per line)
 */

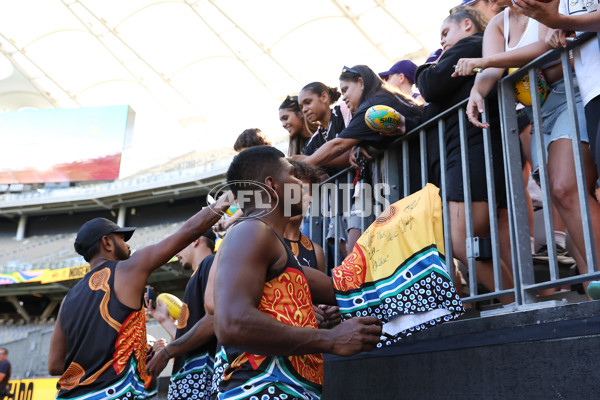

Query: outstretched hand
left=512, top=0, right=561, bottom=28
left=327, top=316, right=382, bottom=356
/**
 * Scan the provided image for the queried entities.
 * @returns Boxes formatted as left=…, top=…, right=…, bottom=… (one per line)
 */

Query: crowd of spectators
left=265, top=0, right=600, bottom=302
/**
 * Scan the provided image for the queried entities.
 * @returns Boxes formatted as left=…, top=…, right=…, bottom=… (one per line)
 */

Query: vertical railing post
left=383, top=147, right=401, bottom=205
left=438, top=119, right=454, bottom=278
left=481, top=100, right=503, bottom=291
left=498, top=78, right=535, bottom=305
left=419, top=129, right=428, bottom=188
left=458, top=108, right=477, bottom=295
left=561, top=50, right=597, bottom=273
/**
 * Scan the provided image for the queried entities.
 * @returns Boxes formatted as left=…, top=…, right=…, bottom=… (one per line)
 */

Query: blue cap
left=379, top=60, right=418, bottom=84
left=460, top=0, right=479, bottom=5
left=425, top=49, right=443, bottom=64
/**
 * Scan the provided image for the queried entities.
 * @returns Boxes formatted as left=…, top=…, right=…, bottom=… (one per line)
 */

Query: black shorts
left=430, top=140, right=507, bottom=208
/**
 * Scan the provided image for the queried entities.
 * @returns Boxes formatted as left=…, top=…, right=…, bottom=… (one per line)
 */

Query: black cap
left=202, top=228, right=217, bottom=242
left=74, top=217, right=136, bottom=256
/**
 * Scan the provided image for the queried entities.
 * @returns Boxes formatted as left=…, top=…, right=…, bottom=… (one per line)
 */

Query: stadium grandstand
left=2, top=1, right=600, bottom=399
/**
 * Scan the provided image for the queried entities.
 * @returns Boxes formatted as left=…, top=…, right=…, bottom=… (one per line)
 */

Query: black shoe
left=556, top=245, right=575, bottom=264
left=532, top=245, right=549, bottom=262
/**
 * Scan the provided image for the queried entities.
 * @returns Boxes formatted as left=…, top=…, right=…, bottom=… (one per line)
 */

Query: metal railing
left=499, top=32, right=600, bottom=305
left=311, top=32, right=599, bottom=307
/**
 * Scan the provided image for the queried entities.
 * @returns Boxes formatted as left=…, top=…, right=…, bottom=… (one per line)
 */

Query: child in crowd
left=416, top=7, right=515, bottom=303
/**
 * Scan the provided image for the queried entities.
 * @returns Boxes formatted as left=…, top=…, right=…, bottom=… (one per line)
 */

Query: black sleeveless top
left=218, top=220, right=323, bottom=399
left=58, top=260, right=150, bottom=399
left=284, top=233, right=319, bottom=270
left=172, top=254, right=217, bottom=373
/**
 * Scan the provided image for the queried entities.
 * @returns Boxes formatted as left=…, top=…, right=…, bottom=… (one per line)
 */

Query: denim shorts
left=529, top=78, right=589, bottom=169
left=326, top=214, right=348, bottom=242
left=345, top=199, right=375, bottom=232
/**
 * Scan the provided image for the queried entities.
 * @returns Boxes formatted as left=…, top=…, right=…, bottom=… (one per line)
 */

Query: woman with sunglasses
left=279, top=95, right=317, bottom=157
left=296, top=65, right=422, bottom=169
left=416, top=7, right=515, bottom=303
left=294, top=64, right=423, bottom=252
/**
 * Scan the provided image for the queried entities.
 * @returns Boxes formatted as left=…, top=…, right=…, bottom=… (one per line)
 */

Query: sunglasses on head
left=342, top=65, right=359, bottom=74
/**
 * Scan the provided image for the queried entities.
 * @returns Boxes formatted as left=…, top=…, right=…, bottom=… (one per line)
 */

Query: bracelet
left=163, top=347, right=173, bottom=359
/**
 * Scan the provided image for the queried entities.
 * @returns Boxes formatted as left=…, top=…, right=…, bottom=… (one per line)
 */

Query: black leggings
left=585, top=95, right=600, bottom=180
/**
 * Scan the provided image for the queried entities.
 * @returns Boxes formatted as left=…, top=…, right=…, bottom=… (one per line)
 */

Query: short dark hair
left=227, top=146, right=286, bottom=201
left=202, top=237, right=216, bottom=253
left=0, top=348, right=7, bottom=356
left=81, top=241, right=102, bottom=262
left=233, top=128, right=272, bottom=152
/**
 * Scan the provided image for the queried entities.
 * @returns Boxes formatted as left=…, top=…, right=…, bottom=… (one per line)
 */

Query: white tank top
left=503, top=9, right=539, bottom=51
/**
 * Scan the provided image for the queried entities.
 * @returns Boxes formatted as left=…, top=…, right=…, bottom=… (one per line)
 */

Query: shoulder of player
left=222, top=219, right=280, bottom=253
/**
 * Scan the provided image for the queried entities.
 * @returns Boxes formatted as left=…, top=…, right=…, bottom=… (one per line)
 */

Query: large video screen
left=0, top=105, right=134, bottom=184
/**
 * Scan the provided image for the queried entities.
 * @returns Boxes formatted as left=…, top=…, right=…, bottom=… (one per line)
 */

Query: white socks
left=554, top=230, right=566, bottom=249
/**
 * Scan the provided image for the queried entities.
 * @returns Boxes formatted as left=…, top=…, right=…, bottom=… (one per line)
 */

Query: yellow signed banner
left=332, top=183, right=464, bottom=345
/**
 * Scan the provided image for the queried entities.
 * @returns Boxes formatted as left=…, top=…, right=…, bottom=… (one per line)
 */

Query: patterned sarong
left=333, top=183, right=465, bottom=347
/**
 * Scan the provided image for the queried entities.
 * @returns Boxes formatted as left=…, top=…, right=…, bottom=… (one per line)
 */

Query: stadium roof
left=0, top=0, right=458, bottom=176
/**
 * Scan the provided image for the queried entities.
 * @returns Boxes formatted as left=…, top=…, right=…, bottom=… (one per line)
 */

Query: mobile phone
left=146, top=286, right=157, bottom=309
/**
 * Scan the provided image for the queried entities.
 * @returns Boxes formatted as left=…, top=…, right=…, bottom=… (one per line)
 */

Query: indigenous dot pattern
left=345, top=272, right=464, bottom=348
left=168, top=368, right=214, bottom=400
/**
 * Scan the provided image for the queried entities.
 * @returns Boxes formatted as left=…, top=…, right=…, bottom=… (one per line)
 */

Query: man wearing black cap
left=48, top=199, right=230, bottom=400
left=146, top=228, right=220, bottom=400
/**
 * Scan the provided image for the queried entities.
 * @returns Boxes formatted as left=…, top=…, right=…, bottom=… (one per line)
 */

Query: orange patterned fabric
left=113, top=309, right=151, bottom=388
left=58, top=362, right=85, bottom=390
left=88, top=268, right=121, bottom=332
left=290, top=242, right=299, bottom=257
left=332, top=244, right=367, bottom=292
left=300, top=234, right=314, bottom=251
left=257, top=269, right=323, bottom=385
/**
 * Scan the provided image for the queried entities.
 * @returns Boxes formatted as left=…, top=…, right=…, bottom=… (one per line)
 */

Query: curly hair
left=233, top=128, right=272, bottom=152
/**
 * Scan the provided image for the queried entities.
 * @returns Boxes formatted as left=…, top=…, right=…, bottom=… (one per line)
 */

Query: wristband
left=163, top=347, right=173, bottom=359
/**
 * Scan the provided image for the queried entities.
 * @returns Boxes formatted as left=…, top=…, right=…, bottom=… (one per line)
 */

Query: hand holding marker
left=453, top=65, right=482, bottom=73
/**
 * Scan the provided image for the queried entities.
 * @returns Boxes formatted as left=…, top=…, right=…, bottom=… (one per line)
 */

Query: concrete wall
left=323, top=300, right=600, bottom=400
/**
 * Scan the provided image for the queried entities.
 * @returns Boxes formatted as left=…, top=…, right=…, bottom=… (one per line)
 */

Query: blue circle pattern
left=346, top=272, right=464, bottom=348
left=168, top=368, right=214, bottom=400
